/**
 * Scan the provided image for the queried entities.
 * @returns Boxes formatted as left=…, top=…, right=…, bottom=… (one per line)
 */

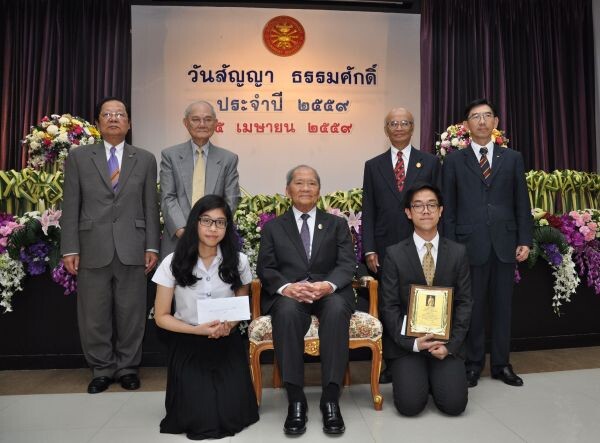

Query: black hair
left=171, top=194, right=242, bottom=289
left=94, top=97, right=131, bottom=122
left=403, top=182, right=444, bottom=209
left=463, top=98, right=498, bottom=120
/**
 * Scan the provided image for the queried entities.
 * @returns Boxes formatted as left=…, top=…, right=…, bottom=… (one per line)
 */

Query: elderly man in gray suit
left=61, top=97, right=160, bottom=394
left=159, top=100, right=241, bottom=258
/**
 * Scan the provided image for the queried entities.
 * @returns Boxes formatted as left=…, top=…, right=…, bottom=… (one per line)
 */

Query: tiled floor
left=1, top=349, right=600, bottom=442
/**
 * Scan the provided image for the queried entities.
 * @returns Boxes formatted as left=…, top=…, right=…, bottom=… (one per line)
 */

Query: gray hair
left=184, top=100, right=217, bottom=118
left=286, top=165, right=321, bottom=187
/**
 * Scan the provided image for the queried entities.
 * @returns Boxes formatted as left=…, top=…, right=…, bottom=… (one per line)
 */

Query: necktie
left=191, top=147, right=206, bottom=205
left=422, top=242, right=435, bottom=286
left=108, top=147, right=119, bottom=192
left=300, top=213, right=311, bottom=259
left=394, top=151, right=406, bottom=192
left=479, top=147, right=491, bottom=180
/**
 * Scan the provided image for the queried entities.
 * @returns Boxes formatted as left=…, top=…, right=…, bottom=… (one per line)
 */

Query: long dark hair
left=171, top=194, right=242, bottom=289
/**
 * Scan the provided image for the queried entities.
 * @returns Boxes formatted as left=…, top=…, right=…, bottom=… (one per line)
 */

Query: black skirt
left=160, top=329, right=259, bottom=440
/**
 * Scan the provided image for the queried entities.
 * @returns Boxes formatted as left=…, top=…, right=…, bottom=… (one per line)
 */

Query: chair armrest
left=251, top=279, right=262, bottom=319
left=353, top=277, right=379, bottom=319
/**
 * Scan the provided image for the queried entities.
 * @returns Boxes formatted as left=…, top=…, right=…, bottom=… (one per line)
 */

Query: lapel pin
left=318, top=224, right=323, bottom=230
left=416, top=162, right=422, bottom=168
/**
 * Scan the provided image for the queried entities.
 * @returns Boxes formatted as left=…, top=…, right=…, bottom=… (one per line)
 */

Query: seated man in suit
left=380, top=182, right=472, bottom=416
left=257, top=165, right=356, bottom=435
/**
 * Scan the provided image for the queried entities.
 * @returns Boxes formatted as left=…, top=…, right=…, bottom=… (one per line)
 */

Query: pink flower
left=36, top=209, right=62, bottom=235
left=327, top=208, right=343, bottom=217
left=346, top=211, right=362, bottom=231
left=582, top=212, right=592, bottom=223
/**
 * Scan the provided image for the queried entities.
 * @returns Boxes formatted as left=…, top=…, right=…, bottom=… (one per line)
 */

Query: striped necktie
left=479, top=147, right=491, bottom=180
left=108, top=146, right=120, bottom=192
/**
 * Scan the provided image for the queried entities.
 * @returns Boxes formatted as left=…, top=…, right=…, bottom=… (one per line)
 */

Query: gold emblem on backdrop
left=263, top=16, right=306, bottom=57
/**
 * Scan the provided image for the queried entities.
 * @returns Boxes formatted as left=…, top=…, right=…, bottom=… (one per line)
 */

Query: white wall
left=131, top=6, right=421, bottom=193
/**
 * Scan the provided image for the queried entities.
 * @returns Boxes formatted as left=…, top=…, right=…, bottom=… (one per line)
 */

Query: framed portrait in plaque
left=406, top=285, right=454, bottom=340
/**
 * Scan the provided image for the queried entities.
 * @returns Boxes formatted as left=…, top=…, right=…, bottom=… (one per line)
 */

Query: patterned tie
left=479, top=147, right=491, bottom=180
left=108, top=146, right=119, bottom=192
left=394, top=151, right=406, bottom=192
left=191, top=147, right=206, bottom=205
left=300, top=213, right=311, bottom=259
left=422, top=242, right=435, bottom=286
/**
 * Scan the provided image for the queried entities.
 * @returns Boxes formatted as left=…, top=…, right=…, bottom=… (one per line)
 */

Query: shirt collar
left=191, top=140, right=210, bottom=155
left=292, top=206, right=317, bottom=220
left=413, top=231, right=440, bottom=252
left=197, top=245, right=223, bottom=272
left=471, top=140, right=494, bottom=156
left=103, top=141, right=125, bottom=153
left=391, top=144, right=412, bottom=157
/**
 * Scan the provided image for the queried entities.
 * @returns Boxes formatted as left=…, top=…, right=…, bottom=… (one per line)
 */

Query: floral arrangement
left=435, top=124, right=509, bottom=160
left=527, top=208, right=600, bottom=314
left=0, top=209, right=77, bottom=313
left=23, top=114, right=101, bottom=172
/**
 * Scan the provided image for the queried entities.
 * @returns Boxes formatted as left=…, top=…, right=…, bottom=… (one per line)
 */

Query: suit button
left=206, top=276, right=211, bottom=281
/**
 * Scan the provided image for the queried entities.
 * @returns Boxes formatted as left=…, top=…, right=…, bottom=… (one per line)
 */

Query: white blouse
left=152, top=247, right=252, bottom=325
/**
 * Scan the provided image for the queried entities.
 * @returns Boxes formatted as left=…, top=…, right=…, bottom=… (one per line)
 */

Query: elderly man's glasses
left=199, top=216, right=227, bottom=229
left=386, top=120, right=413, bottom=129
left=468, top=112, right=494, bottom=121
left=411, top=202, right=440, bottom=213
left=100, top=112, right=127, bottom=120
left=189, top=117, right=216, bottom=126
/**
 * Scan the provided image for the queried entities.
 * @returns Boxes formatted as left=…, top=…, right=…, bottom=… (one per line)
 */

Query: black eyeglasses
left=411, top=203, right=440, bottom=213
left=198, top=216, right=227, bottom=229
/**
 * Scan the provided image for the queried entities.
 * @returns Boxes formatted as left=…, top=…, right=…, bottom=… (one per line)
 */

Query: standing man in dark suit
left=61, top=97, right=160, bottom=394
left=160, top=100, right=240, bottom=258
left=257, top=165, right=355, bottom=436
left=380, top=182, right=472, bottom=416
left=442, top=98, right=532, bottom=388
left=362, top=107, right=441, bottom=383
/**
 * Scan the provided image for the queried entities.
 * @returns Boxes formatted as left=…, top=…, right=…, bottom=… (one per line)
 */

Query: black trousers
left=466, top=250, right=515, bottom=375
left=269, top=294, right=352, bottom=388
left=391, top=353, right=468, bottom=416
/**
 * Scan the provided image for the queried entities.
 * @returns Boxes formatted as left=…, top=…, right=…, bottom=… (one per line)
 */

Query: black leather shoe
left=119, top=374, right=141, bottom=390
left=87, top=376, right=113, bottom=394
left=379, top=366, right=393, bottom=384
left=466, top=370, right=479, bottom=388
left=492, top=365, right=523, bottom=386
left=284, top=402, right=308, bottom=435
left=320, top=402, right=345, bottom=435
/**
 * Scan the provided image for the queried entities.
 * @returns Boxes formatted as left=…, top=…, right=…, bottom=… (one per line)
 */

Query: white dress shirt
left=390, top=144, right=412, bottom=170
left=471, top=141, right=494, bottom=168
left=104, top=140, right=124, bottom=166
left=152, top=248, right=252, bottom=325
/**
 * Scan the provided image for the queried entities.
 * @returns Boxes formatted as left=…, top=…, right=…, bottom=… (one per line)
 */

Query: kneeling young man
left=380, top=182, right=472, bottom=416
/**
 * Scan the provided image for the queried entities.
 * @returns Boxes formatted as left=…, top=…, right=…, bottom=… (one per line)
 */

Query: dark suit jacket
left=61, top=143, right=160, bottom=267
left=256, top=208, right=356, bottom=314
left=442, top=144, right=532, bottom=266
left=159, top=141, right=240, bottom=258
left=362, top=146, right=441, bottom=265
left=379, top=236, right=472, bottom=359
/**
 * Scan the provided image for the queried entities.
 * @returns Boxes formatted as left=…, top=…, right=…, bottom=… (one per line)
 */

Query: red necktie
left=394, top=151, right=405, bottom=192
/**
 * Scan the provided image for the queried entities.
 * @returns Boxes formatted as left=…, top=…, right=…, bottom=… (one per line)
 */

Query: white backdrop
left=131, top=6, right=420, bottom=193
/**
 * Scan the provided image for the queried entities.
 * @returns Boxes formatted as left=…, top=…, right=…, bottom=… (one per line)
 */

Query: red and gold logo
left=263, top=16, right=305, bottom=57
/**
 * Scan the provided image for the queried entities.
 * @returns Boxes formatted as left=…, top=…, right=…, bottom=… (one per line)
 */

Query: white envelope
left=197, top=296, right=251, bottom=324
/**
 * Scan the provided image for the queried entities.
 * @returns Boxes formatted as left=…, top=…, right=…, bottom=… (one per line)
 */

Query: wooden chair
left=248, top=278, right=383, bottom=410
